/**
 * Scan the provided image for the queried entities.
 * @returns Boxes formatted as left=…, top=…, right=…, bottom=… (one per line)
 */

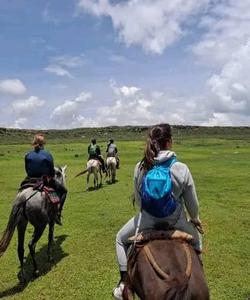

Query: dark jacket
left=25, top=148, right=55, bottom=178
left=88, top=143, right=101, bottom=160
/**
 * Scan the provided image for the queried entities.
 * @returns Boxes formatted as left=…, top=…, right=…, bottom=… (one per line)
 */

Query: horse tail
left=0, top=194, right=26, bottom=257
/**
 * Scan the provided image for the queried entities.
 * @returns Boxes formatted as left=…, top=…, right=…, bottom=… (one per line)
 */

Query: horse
left=106, top=156, right=117, bottom=183
left=75, top=159, right=102, bottom=190
left=123, top=230, right=210, bottom=300
left=0, top=166, right=67, bottom=283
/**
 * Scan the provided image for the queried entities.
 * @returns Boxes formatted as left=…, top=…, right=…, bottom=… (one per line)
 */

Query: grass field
left=0, top=138, right=249, bottom=299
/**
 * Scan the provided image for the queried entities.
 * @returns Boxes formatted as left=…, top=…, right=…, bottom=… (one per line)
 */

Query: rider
left=106, top=139, right=120, bottom=169
left=23, top=133, right=67, bottom=225
left=88, top=138, right=107, bottom=174
left=112, top=123, right=203, bottom=300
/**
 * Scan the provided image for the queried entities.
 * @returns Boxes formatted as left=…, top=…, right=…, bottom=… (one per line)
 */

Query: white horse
left=75, top=159, right=102, bottom=190
left=106, top=157, right=117, bottom=183
left=86, top=159, right=102, bottom=190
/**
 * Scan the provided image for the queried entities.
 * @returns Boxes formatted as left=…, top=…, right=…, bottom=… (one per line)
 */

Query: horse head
left=54, top=165, right=67, bottom=187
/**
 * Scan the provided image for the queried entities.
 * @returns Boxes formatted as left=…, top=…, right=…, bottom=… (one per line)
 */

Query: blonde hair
left=32, top=133, right=45, bottom=150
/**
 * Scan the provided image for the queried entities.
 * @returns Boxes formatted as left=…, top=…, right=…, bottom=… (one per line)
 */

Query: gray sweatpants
left=115, top=206, right=202, bottom=272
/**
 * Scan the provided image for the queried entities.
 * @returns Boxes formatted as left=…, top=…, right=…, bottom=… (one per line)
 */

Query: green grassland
left=0, top=136, right=250, bottom=299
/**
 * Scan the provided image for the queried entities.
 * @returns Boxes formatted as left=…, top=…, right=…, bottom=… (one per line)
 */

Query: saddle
left=128, top=229, right=193, bottom=244
left=19, top=177, right=60, bottom=204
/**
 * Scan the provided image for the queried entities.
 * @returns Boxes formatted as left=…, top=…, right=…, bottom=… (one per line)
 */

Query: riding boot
left=55, top=212, right=62, bottom=226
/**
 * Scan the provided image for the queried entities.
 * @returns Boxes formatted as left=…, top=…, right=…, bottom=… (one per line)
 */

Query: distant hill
left=0, top=125, right=250, bottom=144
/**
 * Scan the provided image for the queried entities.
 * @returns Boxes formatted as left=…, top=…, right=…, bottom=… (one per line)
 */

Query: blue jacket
left=25, top=148, right=55, bottom=178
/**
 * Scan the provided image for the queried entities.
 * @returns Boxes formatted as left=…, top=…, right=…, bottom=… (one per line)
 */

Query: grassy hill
left=1, top=125, right=250, bottom=145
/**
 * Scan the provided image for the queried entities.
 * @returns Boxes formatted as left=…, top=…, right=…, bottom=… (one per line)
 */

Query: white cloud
left=44, top=54, right=85, bottom=78
left=12, top=117, right=28, bottom=129
left=110, top=79, right=140, bottom=97
left=9, top=96, right=45, bottom=116
left=77, top=0, right=209, bottom=54
left=189, top=1, right=250, bottom=124
left=95, top=82, right=209, bottom=126
left=51, top=55, right=85, bottom=68
left=50, top=92, right=92, bottom=126
left=192, top=1, right=250, bottom=66
left=44, top=65, right=73, bottom=78
left=0, top=79, right=27, bottom=96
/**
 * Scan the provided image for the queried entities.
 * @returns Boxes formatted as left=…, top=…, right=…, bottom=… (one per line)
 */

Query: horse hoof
left=17, top=271, right=26, bottom=284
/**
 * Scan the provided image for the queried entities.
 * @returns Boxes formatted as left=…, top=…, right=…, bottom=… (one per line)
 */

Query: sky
left=0, top=0, right=250, bottom=129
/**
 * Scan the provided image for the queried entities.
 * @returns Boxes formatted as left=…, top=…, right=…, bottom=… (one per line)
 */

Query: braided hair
left=141, top=124, right=172, bottom=171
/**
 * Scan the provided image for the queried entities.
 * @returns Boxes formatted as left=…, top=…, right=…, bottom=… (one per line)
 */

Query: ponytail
left=140, top=124, right=172, bottom=171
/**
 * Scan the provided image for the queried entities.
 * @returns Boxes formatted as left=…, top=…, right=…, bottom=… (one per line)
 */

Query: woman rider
left=23, top=133, right=67, bottom=225
left=112, top=123, right=203, bottom=300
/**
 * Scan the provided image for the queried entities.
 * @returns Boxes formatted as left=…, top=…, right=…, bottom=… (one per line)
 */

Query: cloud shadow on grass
left=0, top=234, right=69, bottom=298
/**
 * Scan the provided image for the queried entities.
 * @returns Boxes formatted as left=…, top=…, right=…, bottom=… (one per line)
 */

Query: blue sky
left=1, top=0, right=250, bottom=128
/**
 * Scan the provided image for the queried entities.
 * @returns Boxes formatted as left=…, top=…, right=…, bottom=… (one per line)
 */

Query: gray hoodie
left=134, top=150, right=199, bottom=221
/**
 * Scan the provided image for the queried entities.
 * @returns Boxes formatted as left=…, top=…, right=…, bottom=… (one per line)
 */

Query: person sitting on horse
left=88, top=138, right=107, bottom=174
left=106, top=139, right=120, bottom=169
left=112, top=123, right=203, bottom=300
left=22, top=133, right=67, bottom=226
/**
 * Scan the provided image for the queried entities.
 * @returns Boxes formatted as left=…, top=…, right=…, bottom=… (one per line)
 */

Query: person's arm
left=96, top=145, right=101, bottom=156
left=182, top=167, right=200, bottom=222
left=47, top=152, right=55, bottom=177
left=88, top=145, right=90, bottom=155
left=24, top=154, right=28, bottom=175
left=133, top=162, right=142, bottom=206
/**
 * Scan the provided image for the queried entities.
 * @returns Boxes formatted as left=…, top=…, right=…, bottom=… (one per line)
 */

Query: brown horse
left=123, top=231, right=209, bottom=300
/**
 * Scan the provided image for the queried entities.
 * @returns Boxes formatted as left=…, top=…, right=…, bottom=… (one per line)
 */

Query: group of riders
left=17, top=124, right=206, bottom=300
left=20, top=134, right=120, bottom=226
left=88, top=138, right=120, bottom=175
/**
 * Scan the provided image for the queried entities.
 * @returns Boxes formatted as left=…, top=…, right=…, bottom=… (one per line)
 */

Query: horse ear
left=62, top=165, right=67, bottom=171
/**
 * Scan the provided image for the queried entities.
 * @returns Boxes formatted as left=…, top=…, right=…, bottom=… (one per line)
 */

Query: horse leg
left=47, top=222, right=55, bottom=262
left=86, top=172, right=90, bottom=191
left=94, top=171, right=98, bottom=189
left=28, top=225, right=46, bottom=277
left=97, top=169, right=102, bottom=186
left=112, top=164, right=116, bottom=183
left=17, top=217, right=28, bottom=283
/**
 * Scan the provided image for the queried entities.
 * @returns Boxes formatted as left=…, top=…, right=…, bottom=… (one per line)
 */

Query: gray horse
left=0, top=166, right=67, bottom=282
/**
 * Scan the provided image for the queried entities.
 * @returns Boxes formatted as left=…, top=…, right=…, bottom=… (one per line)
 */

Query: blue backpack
left=140, top=157, right=178, bottom=218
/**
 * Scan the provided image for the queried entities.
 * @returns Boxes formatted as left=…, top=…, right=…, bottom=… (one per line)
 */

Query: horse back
left=126, top=239, right=209, bottom=300
left=107, top=157, right=116, bottom=166
left=22, top=188, right=50, bottom=225
left=87, top=159, right=101, bottom=171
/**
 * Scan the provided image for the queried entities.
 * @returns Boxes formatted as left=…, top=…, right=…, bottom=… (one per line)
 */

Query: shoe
left=55, top=213, right=62, bottom=226
left=112, top=281, right=124, bottom=300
